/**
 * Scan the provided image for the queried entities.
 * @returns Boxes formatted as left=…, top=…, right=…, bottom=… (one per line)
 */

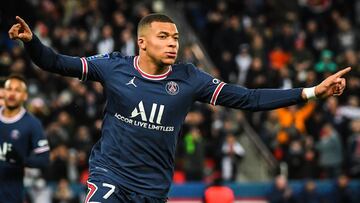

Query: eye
left=158, top=35, right=167, bottom=39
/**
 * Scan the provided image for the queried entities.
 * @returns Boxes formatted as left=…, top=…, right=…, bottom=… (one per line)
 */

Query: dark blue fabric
left=25, top=34, right=304, bottom=199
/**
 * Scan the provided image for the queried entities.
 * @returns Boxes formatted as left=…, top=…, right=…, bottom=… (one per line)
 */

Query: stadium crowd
left=1, top=0, right=360, bottom=202
left=184, top=0, right=360, bottom=180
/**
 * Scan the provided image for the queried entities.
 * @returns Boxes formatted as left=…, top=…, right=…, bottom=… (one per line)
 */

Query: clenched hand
left=8, top=16, right=33, bottom=42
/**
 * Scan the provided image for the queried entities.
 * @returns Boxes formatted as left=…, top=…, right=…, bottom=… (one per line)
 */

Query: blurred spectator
left=315, top=49, right=337, bottom=75
left=292, top=36, right=313, bottom=74
left=275, top=102, right=316, bottom=146
left=46, top=144, right=69, bottom=182
left=316, top=123, right=343, bottom=178
left=269, top=44, right=291, bottom=70
left=221, top=133, right=245, bottom=182
left=52, top=179, right=79, bottom=203
left=347, top=119, right=360, bottom=177
left=245, top=57, right=268, bottom=89
left=250, top=34, right=267, bottom=65
left=302, top=136, right=319, bottom=179
left=235, top=44, right=252, bottom=85
left=183, top=127, right=205, bottom=181
left=267, top=175, right=297, bottom=203
left=328, top=175, right=357, bottom=203
left=286, top=140, right=305, bottom=179
left=27, top=169, right=52, bottom=203
left=218, top=50, right=237, bottom=83
left=337, top=95, right=360, bottom=121
left=296, top=180, right=322, bottom=203
left=304, top=20, right=327, bottom=57
left=278, top=67, right=293, bottom=89
left=72, top=125, right=93, bottom=153
left=119, top=28, right=135, bottom=56
left=34, top=21, right=52, bottom=47
left=334, top=18, right=357, bottom=53
left=260, top=111, right=281, bottom=151
left=97, top=24, right=114, bottom=54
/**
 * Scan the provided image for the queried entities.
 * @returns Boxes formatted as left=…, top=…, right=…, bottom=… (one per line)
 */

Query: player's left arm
left=195, top=65, right=350, bottom=111
left=25, top=118, right=50, bottom=168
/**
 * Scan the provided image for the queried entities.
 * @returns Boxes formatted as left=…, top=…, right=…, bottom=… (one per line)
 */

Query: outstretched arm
left=215, top=67, right=350, bottom=111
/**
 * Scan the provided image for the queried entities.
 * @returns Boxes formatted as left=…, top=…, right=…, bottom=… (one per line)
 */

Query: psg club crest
left=165, top=81, right=179, bottom=95
left=10, top=129, right=20, bottom=140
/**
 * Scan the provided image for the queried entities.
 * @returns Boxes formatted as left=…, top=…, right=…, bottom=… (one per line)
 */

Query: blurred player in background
left=8, top=14, right=350, bottom=203
left=0, top=75, right=50, bottom=203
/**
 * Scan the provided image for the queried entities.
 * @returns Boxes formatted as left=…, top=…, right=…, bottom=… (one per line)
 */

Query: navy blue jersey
left=0, top=107, right=50, bottom=203
left=25, top=35, right=304, bottom=198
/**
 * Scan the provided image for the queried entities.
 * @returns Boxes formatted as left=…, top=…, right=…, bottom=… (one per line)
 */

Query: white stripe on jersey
left=34, top=146, right=50, bottom=154
left=80, top=57, right=88, bottom=81
left=210, top=82, right=226, bottom=105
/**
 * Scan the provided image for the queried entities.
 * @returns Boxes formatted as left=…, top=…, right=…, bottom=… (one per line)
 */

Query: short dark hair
left=137, top=13, right=175, bottom=36
left=5, top=74, right=27, bottom=87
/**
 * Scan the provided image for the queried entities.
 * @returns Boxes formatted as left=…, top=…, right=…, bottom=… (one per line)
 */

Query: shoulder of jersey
left=172, top=62, right=197, bottom=79
left=86, top=52, right=128, bottom=61
left=24, top=111, right=41, bottom=122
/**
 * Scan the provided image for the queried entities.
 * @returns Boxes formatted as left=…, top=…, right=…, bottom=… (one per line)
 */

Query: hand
left=306, top=67, right=351, bottom=99
left=8, top=16, right=33, bottom=42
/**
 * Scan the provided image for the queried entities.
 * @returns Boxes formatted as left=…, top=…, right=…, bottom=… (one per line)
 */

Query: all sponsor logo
left=114, top=101, right=174, bottom=132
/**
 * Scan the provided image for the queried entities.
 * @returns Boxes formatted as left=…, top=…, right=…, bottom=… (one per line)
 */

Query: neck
left=2, top=106, right=22, bottom=118
left=138, top=54, right=170, bottom=75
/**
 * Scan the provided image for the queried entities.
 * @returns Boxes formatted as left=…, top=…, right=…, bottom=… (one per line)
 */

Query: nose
left=168, top=38, right=178, bottom=48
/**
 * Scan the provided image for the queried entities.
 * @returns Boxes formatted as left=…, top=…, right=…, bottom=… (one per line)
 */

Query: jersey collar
left=133, top=56, right=172, bottom=80
left=0, top=107, right=26, bottom=124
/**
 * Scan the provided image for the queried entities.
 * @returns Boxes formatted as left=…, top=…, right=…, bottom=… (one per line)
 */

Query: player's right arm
left=9, top=16, right=106, bottom=82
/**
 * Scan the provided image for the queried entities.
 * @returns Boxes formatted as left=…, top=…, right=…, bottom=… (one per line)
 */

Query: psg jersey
left=25, top=35, right=304, bottom=198
left=0, top=107, right=49, bottom=202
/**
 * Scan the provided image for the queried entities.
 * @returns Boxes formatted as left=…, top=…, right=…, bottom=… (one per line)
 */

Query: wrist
left=302, top=86, right=317, bottom=100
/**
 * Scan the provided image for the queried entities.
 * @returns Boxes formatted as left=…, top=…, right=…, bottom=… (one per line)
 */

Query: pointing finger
left=334, top=67, right=351, bottom=77
left=16, top=16, right=30, bottom=30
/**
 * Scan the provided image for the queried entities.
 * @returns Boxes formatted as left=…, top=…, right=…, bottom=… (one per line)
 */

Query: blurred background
left=1, top=0, right=360, bottom=202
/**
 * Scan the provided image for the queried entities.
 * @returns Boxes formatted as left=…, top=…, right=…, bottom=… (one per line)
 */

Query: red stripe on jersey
left=210, top=82, right=226, bottom=105
left=133, top=56, right=172, bottom=80
left=85, top=181, right=97, bottom=203
left=80, top=57, right=88, bottom=81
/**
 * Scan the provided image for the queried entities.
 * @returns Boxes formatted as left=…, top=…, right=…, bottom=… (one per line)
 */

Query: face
left=138, top=21, right=179, bottom=66
left=4, top=78, right=28, bottom=110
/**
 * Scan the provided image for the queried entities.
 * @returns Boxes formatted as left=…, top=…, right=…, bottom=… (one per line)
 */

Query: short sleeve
left=80, top=53, right=114, bottom=82
left=30, top=118, right=49, bottom=154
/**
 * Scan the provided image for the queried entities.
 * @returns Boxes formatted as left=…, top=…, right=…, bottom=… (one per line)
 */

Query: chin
left=162, top=58, right=176, bottom=65
left=5, top=103, right=20, bottom=110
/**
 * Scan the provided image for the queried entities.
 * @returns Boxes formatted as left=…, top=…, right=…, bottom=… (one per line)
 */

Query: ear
left=138, top=37, right=146, bottom=50
left=23, top=92, right=28, bottom=102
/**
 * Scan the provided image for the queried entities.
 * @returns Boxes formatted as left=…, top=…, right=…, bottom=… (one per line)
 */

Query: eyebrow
left=158, top=31, right=179, bottom=36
